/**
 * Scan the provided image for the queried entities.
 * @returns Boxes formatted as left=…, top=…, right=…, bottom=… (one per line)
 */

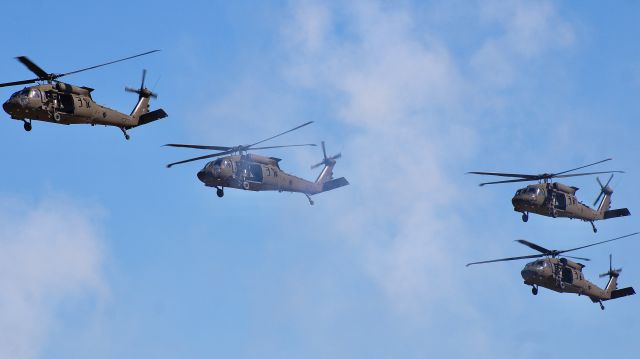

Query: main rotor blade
left=516, top=239, right=551, bottom=254
left=467, top=171, right=539, bottom=179
left=250, top=144, right=317, bottom=150
left=564, top=255, right=591, bottom=262
left=57, top=50, right=160, bottom=78
left=554, top=170, right=624, bottom=179
left=466, top=254, right=544, bottom=267
left=0, top=78, right=39, bottom=88
left=16, top=56, right=48, bottom=78
left=552, top=158, right=612, bottom=176
left=558, top=232, right=639, bottom=255
left=477, top=178, right=540, bottom=186
left=164, top=144, right=232, bottom=151
left=249, top=121, right=313, bottom=148
left=166, top=149, right=235, bottom=168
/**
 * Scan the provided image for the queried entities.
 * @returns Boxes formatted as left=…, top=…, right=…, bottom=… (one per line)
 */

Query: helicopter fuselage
left=511, top=182, right=602, bottom=221
left=3, top=83, right=137, bottom=127
left=197, top=154, right=325, bottom=194
left=521, top=257, right=607, bottom=299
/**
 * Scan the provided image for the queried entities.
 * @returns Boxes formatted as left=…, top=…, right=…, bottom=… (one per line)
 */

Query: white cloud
left=282, top=0, right=574, bottom=317
left=0, top=194, right=106, bottom=359
left=471, top=0, right=575, bottom=89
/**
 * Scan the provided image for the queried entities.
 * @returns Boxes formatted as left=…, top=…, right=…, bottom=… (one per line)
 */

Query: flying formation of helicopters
left=164, top=121, right=349, bottom=205
left=468, top=159, right=630, bottom=232
left=0, top=50, right=637, bottom=310
left=467, top=233, right=638, bottom=310
left=1, top=50, right=166, bottom=140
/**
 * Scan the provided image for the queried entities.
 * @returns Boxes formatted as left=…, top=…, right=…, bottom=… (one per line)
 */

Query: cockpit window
left=213, top=159, right=222, bottom=166
left=29, top=89, right=40, bottom=98
left=11, top=89, right=29, bottom=98
left=223, top=159, right=231, bottom=168
left=527, top=260, right=547, bottom=269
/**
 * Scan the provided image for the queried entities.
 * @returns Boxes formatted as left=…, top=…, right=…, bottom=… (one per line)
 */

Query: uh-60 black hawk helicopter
left=469, top=159, right=630, bottom=232
left=467, top=232, right=638, bottom=310
left=165, top=121, right=349, bottom=205
left=1, top=50, right=167, bottom=140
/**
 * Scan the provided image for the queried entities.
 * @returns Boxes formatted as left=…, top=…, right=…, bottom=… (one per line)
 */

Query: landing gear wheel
left=53, top=112, right=61, bottom=122
left=600, top=302, right=605, bottom=310
left=120, top=127, right=131, bottom=140
left=23, top=122, right=32, bottom=132
left=242, top=181, right=250, bottom=190
left=304, top=194, right=314, bottom=206
left=216, top=188, right=224, bottom=198
left=531, top=286, right=538, bottom=295
left=522, top=212, right=528, bottom=222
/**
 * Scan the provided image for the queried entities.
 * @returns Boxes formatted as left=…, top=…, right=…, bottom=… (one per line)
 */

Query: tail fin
left=311, top=141, right=349, bottom=193
left=126, top=69, right=166, bottom=126
left=600, top=255, right=635, bottom=300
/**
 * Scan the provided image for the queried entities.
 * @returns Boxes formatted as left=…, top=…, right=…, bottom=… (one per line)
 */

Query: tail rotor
left=599, top=254, right=622, bottom=278
left=311, top=141, right=341, bottom=169
left=126, top=69, right=158, bottom=99
left=593, top=174, right=614, bottom=206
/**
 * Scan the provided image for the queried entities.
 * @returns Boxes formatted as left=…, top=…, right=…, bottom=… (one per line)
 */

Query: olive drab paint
left=165, top=123, right=349, bottom=205
left=0, top=51, right=167, bottom=140
left=466, top=234, right=638, bottom=310
left=469, top=159, right=631, bottom=232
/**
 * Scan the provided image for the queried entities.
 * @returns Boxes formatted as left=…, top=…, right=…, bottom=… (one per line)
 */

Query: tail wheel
left=522, top=212, right=528, bottom=222
left=216, top=188, right=224, bottom=198
left=531, top=286, right=538, bottom=295
left=23, top=122, right=32, bottom=132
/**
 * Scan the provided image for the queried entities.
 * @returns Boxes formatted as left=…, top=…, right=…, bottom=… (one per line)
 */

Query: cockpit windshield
left=517, top=187, right=540, bottom=196
left=10, top=89, right=29, bottom=99
left=526, top=260, right=547, bottom=269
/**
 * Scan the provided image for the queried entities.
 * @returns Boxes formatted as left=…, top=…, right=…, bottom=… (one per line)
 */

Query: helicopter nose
left=197, top=169, right=209, bottom=183
left=521, top=269, right=537, bottom=281
left=2, top=100, right=16, bottom=114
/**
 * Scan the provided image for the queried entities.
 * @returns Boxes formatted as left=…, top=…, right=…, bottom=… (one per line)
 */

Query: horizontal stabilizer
left=604, top=208, right=631, bottom=219
left=138, top=109, right=168, bottom=126
left=322, top=177, right=349, bottom=193
left=609, top=287, right=635, bottom=300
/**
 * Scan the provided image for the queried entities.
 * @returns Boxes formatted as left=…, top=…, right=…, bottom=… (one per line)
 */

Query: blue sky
left=1, top=1, right=640, bottom=358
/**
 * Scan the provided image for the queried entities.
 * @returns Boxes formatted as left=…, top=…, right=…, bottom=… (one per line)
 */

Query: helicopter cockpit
left=512, top=186, right=545, bottom=208
left=521, top=259, right=550, bottom=281
left=3, top=88, right=37, bottom=115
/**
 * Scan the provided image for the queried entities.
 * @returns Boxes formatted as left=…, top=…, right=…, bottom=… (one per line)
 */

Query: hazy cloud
left=0, top=194, right=106, bottom=359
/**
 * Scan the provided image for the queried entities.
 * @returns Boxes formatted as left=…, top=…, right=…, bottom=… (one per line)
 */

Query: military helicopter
left=1, top=50, right=167, bottom=140
left=466, top=233, right=638, bottom=310
left=165, top=121, right=349, bottom=204
left=468, top=159, right=630, bottom=232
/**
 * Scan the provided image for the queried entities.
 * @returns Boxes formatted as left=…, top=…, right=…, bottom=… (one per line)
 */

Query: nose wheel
left=531, top=285, right=538, bottom=295
left=216, top=187, right=224, bottom=198
left=521, top=212, right=529, bottom=222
